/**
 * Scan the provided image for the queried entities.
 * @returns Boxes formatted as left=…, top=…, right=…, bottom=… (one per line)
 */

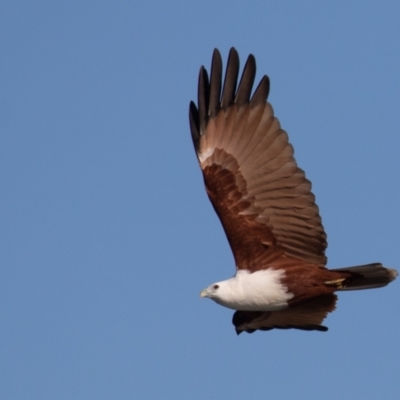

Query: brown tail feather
left=332, top=263, right=398, bottom=291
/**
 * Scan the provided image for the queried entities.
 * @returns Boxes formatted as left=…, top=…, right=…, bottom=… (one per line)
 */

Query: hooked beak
left=200, top=289, right=209, bottom=298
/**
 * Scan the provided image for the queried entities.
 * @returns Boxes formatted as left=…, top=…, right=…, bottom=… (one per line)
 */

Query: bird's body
left=189, top=48, right=397, bottom=334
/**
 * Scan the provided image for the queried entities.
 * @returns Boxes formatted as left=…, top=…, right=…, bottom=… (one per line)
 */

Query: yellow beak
left=200, top=289, right=208, bottom=298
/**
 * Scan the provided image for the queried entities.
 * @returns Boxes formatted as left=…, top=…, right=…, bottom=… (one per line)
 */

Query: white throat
left=210, top=269, right=293, bottom=311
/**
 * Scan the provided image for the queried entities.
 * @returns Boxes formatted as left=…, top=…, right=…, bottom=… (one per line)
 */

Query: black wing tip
left=212, top=48, right=222, bottom=59
left=228, top=47, right=239, bottom=62
left=234, top=56, right=256, bottom=106
left=209, top=49, right=223, bottom=118
left=235, top=325, right=329, bottom=335
left=189, top=101, right=200, bottom=151
left=197, top=65, right=210, bottom=135
left=233, top=310, right=330, bottom=334
left=250, top=75, right=270, bottom=107
left=220, top=48, right=240, bottom=110
left=190, top=48, right=270, bottom=145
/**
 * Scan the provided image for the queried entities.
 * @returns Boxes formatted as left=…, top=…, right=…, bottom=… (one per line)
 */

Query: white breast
left=212, top=269, right=294, bottom=311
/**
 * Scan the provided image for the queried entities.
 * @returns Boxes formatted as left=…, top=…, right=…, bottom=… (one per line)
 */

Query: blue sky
left=1, top=1, right=400, bottom=399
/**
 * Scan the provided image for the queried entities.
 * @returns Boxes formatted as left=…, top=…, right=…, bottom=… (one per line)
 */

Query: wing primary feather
left=198, top=66, right=210, bottom=135
left=221, top=48, right=239, bottom=111
left=189, top=101, right=200, bottom=152
left=250, top=75, right=270, bottom=107
left=235, top=54, right=256, bottom=106
left=208, top=49, right=222, bottom=118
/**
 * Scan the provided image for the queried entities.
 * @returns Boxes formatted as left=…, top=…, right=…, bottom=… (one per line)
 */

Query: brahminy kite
left=189, top=48, right=397, bottom=334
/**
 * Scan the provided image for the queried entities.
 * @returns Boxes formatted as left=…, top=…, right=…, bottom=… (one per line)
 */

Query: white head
left=200, top=282, right=222, bottom=300
left=199, top=278, right=241, bottom=310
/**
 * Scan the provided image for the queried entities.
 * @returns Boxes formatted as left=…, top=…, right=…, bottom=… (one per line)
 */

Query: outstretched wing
left=233, top=294, right=337, bottom=334
left=189, top=48, right=327, bottom=271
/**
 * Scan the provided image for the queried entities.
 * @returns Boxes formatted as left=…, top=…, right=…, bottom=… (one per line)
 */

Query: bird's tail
left=331, top=263, right=398, bottom=291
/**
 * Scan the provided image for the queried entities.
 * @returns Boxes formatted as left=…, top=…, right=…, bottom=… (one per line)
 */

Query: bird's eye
left=213, top=284, right=219, bottom=290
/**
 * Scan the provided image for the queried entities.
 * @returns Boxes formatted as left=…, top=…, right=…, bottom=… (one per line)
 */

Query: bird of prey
left=189, top=48, right=397, bottom=334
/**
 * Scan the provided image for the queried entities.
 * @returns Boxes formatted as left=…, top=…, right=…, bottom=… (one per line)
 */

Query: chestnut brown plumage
left=190, top=48, right=397, bottom=334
